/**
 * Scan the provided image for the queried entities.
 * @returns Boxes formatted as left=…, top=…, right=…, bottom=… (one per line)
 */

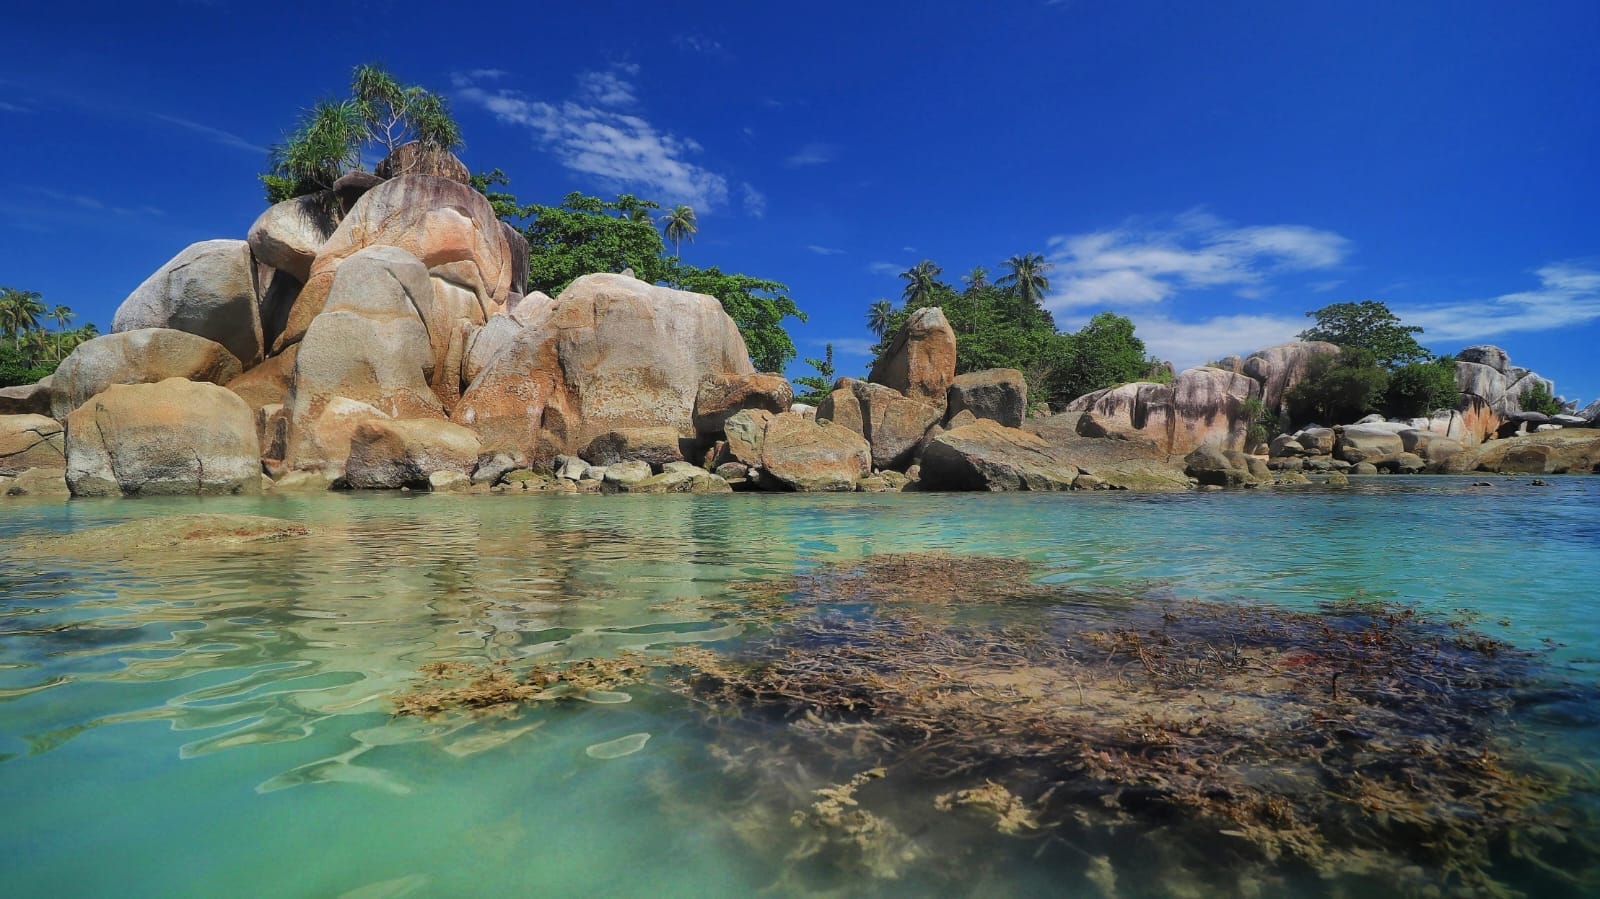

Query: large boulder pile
left=1241, top=341, right=1340, bottom=424
left=1067, top=367, right=1260, bottom=455
left=1452, top=345, right=1560, bottom=444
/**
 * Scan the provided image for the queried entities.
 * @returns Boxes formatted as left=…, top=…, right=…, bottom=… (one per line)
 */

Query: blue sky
left=3, top=1, right=1597, bottom=400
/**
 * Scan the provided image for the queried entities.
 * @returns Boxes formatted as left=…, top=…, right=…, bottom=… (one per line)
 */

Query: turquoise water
left=2, top=479, right=1598, bottom=897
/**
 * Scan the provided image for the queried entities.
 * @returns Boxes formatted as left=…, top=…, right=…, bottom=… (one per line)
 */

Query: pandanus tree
left=997, top=253, right=1053, bottom=307
left=659, top=205, right=698, bottom=257
left=899, top=260, right=943, bottom=308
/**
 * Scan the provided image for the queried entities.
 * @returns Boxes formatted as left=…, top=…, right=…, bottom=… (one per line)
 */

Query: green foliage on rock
left=261, top=63, right=463, bottom=204
left=1519, top=381, right=1562, bottom=417
left=1383, top=356, right=1462, bottom=418
left=794, top=344, right=836, bottom=405
left=865, top=262, right=1157, bottom=409
left=1286, top=348, right=1391, bottom=425
left=1299, top=300, right=1429, bottom=368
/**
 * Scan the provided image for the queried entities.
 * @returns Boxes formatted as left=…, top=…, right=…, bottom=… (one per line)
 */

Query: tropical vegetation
left=863, top=257, right=1160, bottom=409
left=1286, top=301, right=1459, bottom=427
left=0, top=287, right=98, bottom=386
left=260, top=63, right=463, bottom=204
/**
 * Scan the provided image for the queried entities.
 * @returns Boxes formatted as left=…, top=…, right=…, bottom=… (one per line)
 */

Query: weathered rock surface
left=1399, top=429, right=1465, bottom=465
left=752, top=412, right=871, bottom=492
left=1025, top=414, right=1189, bottom=491
left=112, top=240, right=262, bottom=366
left=332, top=171, right=384, bottom=213
left=374, top=142, right=472, bottom=184
left=0, top=379, right=53, bottom=416
left=0, top=414, right=65, bottom=474
left=619, top=462, right=733, bottom=494
left=868, top=307, right=957, bottom=405
left=580, top=427, right=689, bottom=468
left=1241, top=342, right=1339, bottom=422
left=65, top=379, right=261, bottom=497
left=453, top=273, right=754, bottom=456
left=51, top=329, right=244, bottom=420
left=817, top=378, right=942, bottom=470
left=247, top=194, right=338, bottom=283
left=920, top=420, right=1082, bottom=492
left=1184, top=445, right=1257, bottom=487
left=1334, top=425, right=1405, bottom=464
left=4, top=467, right=70, bottom=498
left=281, top=246, right=443, bottom=472
left=343, top=419, right=482, bottom=489
left=1071, top=367, right=1260, bottom=455
left=277, top=174, right=513, bottom=353
left=946, top=368, right=1027, bottom=428
left=693, top=372, right=793, bottom=435
left=501, top=222, right=529, bottom=295
left=1441, top=431, right=1600, bottom=474
left=1457, top=345, right=1511, bottom=372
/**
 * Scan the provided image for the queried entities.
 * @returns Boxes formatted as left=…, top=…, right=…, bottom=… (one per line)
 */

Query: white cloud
left=741, top=183, right=766, bottom=218
left=1398, top=263, right=1600, bottom=343
left=576, top=68, right=637, bottom=107
left=1118, top=313, right=1303, bottom=373
left=674, top=34, right=725, bottom=55
left=456, top=72, right=730, bottom=210
left=807, top=245, right=844, bottom=256
left=867, top=261, right=905, bottom=276
left=1310, top=279, right=1345, bottom=293
left=816, top=338, right=880, bottom=358
left=1044, top=212, right=1350, bottom=311
left=0, top=100, right=30, bottom=113
left=785, top=142, right=837, bottom=167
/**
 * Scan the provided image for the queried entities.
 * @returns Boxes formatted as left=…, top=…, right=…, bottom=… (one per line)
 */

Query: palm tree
left=0, top=288, right=45, bottom=351
left=996, top=253, right=1054, bottom=307
left=899, top=260, right=943, bottom=308
left=659, top=205, right=698, bottom=257
left=866, top=299, right=895, bottom=337
left=963, top=266, right=990, bottom=292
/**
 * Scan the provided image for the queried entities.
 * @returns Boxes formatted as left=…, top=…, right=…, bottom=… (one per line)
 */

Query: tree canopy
left=0, top=287, right=96, bottom=386
left=1299, top=300, right=1429, bottom=368
left=261, top=63, right=463, bottom=204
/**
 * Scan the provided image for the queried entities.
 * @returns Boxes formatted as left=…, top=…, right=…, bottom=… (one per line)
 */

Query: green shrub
left=1383, top=356, right=1461, bottom=418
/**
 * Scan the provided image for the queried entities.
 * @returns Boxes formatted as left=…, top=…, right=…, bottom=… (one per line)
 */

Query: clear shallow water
left=1, top=479, right=1598, bottom=897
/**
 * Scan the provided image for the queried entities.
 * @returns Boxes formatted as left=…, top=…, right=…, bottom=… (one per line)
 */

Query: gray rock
left=580, top=427, right=689, bottom=468
left=427, top=470, right=472, bottom=492
left=1335, top=425, right=1404, bottom=464
left=5, top=467, right=69, bottom=497
left=472, top=451, right=527, bottom=485
left=1184, top=444, right=1250, bottom=487
left=0, top=414, right=65, bottom=475
left=0, top=378, right=54, bottom=416
left=113, top=239, right=263, bottom=366
left=51, top=329, right=244, bottom=420
left=867, top=307, right=957, bottom=405
left=1457, top=345, right=1510, bottom=373
left=920, top=420, right=1081, bottom=492
left=248, top=195, right=338, bottom=283
left=554, top=455, right=591, bottom=481
left=343, top=419, right=482, bottom=490
left=945, top=368, right=1027, bottom=428
left=817, top=378, right=942, bottom=471
left=602, top=460, right=653, bottom=487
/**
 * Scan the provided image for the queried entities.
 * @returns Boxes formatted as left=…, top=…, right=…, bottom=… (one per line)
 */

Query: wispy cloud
left=785, top=142, right=838, bottom=167
left=815, top=338, right=880, bottom=358
left=1398, top=263, right=1600, bottom=343
left=23, top=186, right=164, bottom=218
left=741, top=183, right=766, bottom=218
left=455, top=69, right=731, bottom=210
left=1045, top=211, right=1350, bottom=310
left=1309, top=279, right=1345, bottom=293
left=154, top=114, right=267, bottom=154
left=576, top=66, right=638, bottom=107
left=1108, top=313, right=1302, bottom=373
left=673, top=34, right=726, bottom=56
left=868, top=261, right=905, bottom=277
left=0, top=100, right=30, bottom=113
left=807, top=245, right=845, bottom=256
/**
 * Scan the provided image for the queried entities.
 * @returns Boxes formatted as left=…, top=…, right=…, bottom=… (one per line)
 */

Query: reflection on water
left=1, top=481, right=1598, bottom=897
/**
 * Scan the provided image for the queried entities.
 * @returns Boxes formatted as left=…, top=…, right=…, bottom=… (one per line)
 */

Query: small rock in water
left=585, top=732, right=650, bottom=759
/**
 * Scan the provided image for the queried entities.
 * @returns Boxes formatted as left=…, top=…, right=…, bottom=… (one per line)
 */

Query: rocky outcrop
left=279, top=247, right=443, bottom=472
left=453, top=273, right=754, bottom=455
left=946, top=368, right=1027, bottom=428
left=725, top=411, right=870, bottom=492
left=374, top=142, right=472, bottom=184
left=868, top=307, right=957, bottom=406
left=276, top=174, right=513, bottom=355
left=1025, top=414, right=1189, bottom=491
left=1441, top=431, right=1600, bottom=475
left=51, top=329, right=244, bottom=420
left=64, top=379, right=261, bottom=497
left=920, top=420, right=1081, bottom=491
left=1452, top=345, right=1558, bottom=444
left=225, top=345, right=298, bottom=411
left=1071, top=367, right=1260, bottom=455
left=247, top=194, right=338, bottom=283
left=0, top=414, right=65, bottom=474
left=0, top=379, right=54, bottom=417
left=693, top=372, right=793, bottom=435
left=1399, top=429, right=1465, bottom=466
left=580, top=427, right=689, bottom=468
left=1333, top=425, right=1404, bottom=464
left=111, top=240, right=263, bottom=366
left=817, top=378, right=941, bottom=470
left=343, top=418, right=482, bottom=489
left=1241, top=342, right=1339, bottom=422
left=332, top=171, right=383, bottom=213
